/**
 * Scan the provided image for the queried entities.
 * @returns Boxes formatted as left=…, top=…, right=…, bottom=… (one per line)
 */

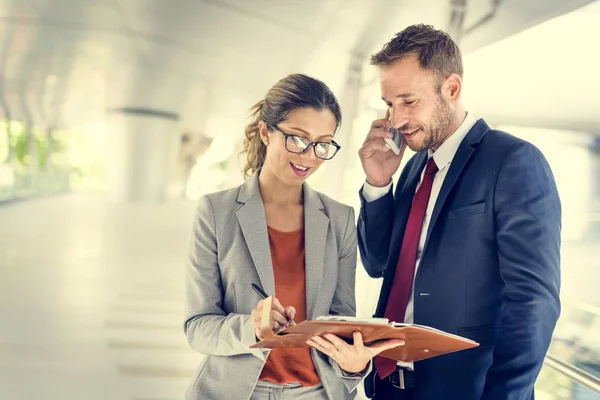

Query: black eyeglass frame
left=269, top=125, right=341, bottom=160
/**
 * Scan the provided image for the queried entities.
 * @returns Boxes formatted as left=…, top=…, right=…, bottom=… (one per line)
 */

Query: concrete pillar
left=106, top=108, right=180, bottom=202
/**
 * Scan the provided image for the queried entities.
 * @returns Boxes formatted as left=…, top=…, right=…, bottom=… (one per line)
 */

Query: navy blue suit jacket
left=358, top=119, right=561, bottom=399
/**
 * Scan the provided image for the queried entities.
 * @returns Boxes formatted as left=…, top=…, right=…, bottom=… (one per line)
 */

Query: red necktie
left=375, top=157, right=439, bottom=379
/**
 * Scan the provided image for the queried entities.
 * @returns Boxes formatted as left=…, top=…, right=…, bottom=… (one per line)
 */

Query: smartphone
left=384, top=127, right=404, bottom=156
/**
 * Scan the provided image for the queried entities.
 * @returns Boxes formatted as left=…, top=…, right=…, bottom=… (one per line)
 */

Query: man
left=357, top=24, right=561, bottom=400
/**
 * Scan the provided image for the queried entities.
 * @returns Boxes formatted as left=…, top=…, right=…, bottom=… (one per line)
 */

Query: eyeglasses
left=270, top=125, right=341, bottom=160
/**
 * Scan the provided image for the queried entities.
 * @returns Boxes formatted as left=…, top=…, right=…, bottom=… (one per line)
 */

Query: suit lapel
left=424, top=145, right=474, bottom=246
left=303, top=184, right=329, bottom=319
left=387, top=152, right=428, bottom=261
left=423, top=120, right=490, bottom=249
left=235, top=172, right=275, bottom=296
left=235, top=172, right=330, bottom=318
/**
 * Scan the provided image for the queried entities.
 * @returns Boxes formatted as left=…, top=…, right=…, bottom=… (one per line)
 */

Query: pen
left=251, top=283, right=296, bottom=326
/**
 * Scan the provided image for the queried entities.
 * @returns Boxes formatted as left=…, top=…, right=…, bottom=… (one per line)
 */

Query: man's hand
left=307, top=332, right=404, bottom=374
left=358, top=109, right=406, bottom=187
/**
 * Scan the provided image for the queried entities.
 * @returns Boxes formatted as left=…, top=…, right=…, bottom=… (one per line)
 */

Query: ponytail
left=241, top=99, right=267, bottom=179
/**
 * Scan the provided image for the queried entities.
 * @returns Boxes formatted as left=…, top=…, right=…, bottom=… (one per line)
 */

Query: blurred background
left=1, top=0, right=599, bottom=399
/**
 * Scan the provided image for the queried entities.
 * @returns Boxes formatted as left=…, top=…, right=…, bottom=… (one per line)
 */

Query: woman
left=184, top=74, right=402, bottom=400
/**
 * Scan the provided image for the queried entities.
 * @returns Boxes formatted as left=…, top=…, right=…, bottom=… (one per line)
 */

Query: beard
left=404, top=95, right=453, bottom=152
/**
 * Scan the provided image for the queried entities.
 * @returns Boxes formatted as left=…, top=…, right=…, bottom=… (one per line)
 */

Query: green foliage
left=13, top=128, right=29, bottom=166
left=2, top=121, right=62, bottom=169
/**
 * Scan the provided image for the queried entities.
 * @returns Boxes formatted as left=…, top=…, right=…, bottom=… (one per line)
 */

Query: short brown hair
left=371, top=24, right=463, bottom=80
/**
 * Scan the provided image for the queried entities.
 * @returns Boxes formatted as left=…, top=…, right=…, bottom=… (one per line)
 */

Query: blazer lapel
left=424, top=145, right=474, bottom=247
left=235, top=172, right=275, bottom=296
left=423, top=119, right=490, bottom=249
left=303, top=184, right=329, bottom=319
left=387, top=152, right=428, bottom=262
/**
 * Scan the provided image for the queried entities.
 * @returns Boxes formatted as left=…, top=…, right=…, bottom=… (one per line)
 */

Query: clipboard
left=250, top=296, right=479, bottom=362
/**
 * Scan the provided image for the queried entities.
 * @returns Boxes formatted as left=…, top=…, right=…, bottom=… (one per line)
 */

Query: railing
left=537, top=299, right=600, bottom=399
left=544, top=353, right=600, bottom=396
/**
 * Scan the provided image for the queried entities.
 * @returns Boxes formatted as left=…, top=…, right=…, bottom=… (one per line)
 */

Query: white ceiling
left=0, top=0, right=596, bottom=139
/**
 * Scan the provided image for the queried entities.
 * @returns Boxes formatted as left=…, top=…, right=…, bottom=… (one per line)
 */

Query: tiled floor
left=0, top=194, right=202, bottom=400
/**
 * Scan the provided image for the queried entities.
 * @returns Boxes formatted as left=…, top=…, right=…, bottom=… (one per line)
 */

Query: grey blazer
left=184, top=171, right=360, bottom=400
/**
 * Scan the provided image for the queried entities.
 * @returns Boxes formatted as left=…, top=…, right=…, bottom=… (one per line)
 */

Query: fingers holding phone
left=385, top=109, right=408, bottom=155
left=359, top=109, right=407, bottom=187
left=384, top=127, right=404, bottom=156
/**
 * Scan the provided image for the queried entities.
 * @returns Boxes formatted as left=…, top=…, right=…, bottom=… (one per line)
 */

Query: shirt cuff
left=329, top=358, right=371, bottom=394
left=330, top=357, right=372, bottom=379
left=362, top=181, right=392, bottom=202
left=244, top=315, right=269, bottom=361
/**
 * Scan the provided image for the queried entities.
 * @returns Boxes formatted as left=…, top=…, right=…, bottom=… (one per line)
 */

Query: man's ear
left=443, top=73, right=462, bottom=101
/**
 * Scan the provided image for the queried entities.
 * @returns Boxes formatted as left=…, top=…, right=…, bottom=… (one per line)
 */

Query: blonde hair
left=242, top=100, right=267, bottom=179
left=241, top=74, right=342, bottom=179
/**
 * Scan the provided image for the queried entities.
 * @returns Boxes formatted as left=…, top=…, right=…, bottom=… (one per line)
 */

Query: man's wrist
left=341, top=362, right=369, bottom=375
left=362, top=180, right=393, bottom=203
left=365, top=178, right=392, bottom=188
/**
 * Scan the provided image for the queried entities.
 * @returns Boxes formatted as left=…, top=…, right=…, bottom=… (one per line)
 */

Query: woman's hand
left=307, top=332, right=404, bottom=374
left=251, top=297, right=296, bottom=341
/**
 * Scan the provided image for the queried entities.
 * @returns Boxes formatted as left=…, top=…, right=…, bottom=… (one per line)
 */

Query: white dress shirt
left=362, top=113, right=477, bottom=370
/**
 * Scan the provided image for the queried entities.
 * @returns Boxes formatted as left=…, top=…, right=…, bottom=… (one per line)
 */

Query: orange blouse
left=258, top=226, right=321, bottom=386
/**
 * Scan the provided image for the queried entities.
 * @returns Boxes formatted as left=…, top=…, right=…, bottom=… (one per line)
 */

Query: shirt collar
left=428, top=112, right=477, bottom=171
